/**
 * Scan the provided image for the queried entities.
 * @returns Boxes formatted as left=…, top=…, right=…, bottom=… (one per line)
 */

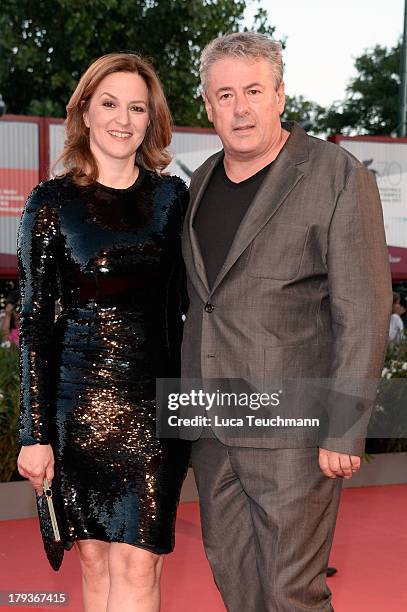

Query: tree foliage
left=0, top=0, right=275, bottom=126
left=317, top=43, right=401, bottom=136
left=283, top=94, right=325, bottom=134
left=0, top=3, right=402, bottom=135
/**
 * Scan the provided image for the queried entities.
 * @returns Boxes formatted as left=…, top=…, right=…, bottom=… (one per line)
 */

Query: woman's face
left=83, top=71, right=150, bottom=167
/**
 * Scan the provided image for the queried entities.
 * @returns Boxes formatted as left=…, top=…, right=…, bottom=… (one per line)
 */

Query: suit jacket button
left=204, top=302, right=214, bottom=313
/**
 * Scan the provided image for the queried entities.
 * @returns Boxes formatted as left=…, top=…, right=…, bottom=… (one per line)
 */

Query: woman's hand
left=17, top=444, right=54, bottom=496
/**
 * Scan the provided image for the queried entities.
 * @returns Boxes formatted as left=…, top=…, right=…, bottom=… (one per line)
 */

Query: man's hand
left=318, top=448, right=361, bottom=479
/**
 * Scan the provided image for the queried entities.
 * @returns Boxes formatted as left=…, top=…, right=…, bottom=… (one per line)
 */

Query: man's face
left=393, top=301, right=403, bottom=315
left=203, top=56, right=285, bottom=159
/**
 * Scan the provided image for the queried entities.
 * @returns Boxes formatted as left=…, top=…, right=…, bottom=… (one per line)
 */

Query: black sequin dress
left=17, top=169, right=191, bottom=554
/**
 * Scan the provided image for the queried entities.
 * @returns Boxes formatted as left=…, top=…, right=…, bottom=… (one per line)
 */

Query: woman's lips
left=107, top=130, right=133, bottom=139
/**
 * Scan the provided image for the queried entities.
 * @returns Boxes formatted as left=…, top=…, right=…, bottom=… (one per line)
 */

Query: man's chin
left=227, top=145, right=259, bottom=158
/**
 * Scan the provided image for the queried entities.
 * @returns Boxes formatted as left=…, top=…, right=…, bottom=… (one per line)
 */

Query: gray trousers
left=191, top=439, right=342, bottom=612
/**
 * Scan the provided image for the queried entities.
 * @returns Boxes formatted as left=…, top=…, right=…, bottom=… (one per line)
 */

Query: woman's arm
left=17, top=184, right=61, bottom=446
left=17, top=184, right=61, bottom=493
left=165, top=179, right=190, bottom=374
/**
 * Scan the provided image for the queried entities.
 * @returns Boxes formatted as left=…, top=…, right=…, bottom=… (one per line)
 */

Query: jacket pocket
left=247, top=222, right=309, bottom=280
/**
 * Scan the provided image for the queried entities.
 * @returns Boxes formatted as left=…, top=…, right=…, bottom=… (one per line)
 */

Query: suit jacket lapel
left=182, top=123, right=310, bottom=299
left=182, top=151, right=223, bottom=299
left=210, top=123, right=309, bottom=295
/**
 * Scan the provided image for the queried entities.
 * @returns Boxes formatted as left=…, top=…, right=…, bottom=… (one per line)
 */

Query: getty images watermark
left=156, top=377, right=407, bottom=440
left=164, top=388, right=320, bottom=429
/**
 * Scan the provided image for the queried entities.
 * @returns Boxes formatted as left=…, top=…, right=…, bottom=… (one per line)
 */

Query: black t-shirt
left=193, top=158, right=272, bottom=288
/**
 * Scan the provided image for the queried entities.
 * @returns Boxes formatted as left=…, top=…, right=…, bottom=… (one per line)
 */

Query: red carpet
left=0, top=485, right=406, bottom=611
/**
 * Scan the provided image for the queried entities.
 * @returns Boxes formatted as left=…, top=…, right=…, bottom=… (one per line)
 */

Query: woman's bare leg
left=75, top=539, right=110, bottom=612
left=107, top=543, right=164, bottom=612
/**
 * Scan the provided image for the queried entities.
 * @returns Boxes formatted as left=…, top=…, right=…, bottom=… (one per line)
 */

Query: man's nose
left=234, top=93, right=250, bottom=116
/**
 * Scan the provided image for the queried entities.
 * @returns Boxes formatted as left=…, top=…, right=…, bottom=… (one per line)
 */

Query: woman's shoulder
left=19, top=179, right=69, bottom=239
left=144, top=171, right=189, bottom=219
left=165, top=173, right=188, bottom=191
left=149, top=171, right=189, bottom=208
left=146, top=170, right=188, bottom=193
left=25, top=177, right=73, bottom=210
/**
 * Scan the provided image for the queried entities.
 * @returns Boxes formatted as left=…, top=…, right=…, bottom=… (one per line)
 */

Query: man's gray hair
left=200, top=32, right=283, bottom=92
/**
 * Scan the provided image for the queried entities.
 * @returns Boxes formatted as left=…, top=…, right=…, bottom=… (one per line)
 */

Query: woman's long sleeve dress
left=17, top=169, right=190, bottom=554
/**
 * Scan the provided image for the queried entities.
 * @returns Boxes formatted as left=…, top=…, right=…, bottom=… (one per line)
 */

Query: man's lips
left=233, top=125, right=255, bottom=132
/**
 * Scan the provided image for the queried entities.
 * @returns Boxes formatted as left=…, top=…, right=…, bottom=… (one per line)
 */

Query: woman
left=17, top=53, right=190, bottom=612
left=1, top=289, right=20, bottom=347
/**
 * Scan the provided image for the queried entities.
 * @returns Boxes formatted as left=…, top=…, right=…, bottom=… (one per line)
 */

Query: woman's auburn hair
left=55, top=52, right=173, bottom=186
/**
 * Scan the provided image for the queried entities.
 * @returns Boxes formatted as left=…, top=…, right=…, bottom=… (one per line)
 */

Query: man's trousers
left=191, top=438, right=342, bottom=612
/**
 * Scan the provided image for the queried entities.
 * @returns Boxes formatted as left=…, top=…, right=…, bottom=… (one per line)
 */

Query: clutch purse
left=36, top=477, right=65, bottom=571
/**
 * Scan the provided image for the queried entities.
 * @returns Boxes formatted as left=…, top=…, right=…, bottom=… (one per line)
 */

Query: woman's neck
left=93, top=150, right=139, bottom=189
left=97, top=165, right=139, bottom=189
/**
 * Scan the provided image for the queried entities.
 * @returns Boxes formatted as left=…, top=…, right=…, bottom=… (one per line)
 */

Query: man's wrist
left=319, top=437, right=365, bottom=456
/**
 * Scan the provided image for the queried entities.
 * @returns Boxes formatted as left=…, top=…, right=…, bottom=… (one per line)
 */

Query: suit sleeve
left=320, top=166, right=392, bottom=455
left=17, top=185, right=60, bottom=446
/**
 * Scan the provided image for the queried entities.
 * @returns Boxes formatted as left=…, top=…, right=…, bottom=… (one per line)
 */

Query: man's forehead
left=207, top=56, right=274, bottom=86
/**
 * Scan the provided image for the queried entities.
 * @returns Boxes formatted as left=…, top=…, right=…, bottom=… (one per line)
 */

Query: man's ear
left=277, top=81, right=286, bottom=116
left=202, top=90, right=213, bottom=124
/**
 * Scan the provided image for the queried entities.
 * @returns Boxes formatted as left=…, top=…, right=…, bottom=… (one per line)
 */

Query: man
left=389, top=292, right=405, bottom=344
left=400, top=295, right=407, bottom=327
left=181, top=32, right=392, bottom=611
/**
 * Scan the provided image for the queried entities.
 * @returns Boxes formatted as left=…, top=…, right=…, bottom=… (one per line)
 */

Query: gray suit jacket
left=181, top=122, right=392, bottom=454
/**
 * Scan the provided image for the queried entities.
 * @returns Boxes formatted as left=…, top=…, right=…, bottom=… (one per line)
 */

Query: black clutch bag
left=36, top=477, right=65, bottom=571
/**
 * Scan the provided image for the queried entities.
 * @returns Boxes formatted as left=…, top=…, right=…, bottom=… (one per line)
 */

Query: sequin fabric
left=17, top=169, right=191, bottom=554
